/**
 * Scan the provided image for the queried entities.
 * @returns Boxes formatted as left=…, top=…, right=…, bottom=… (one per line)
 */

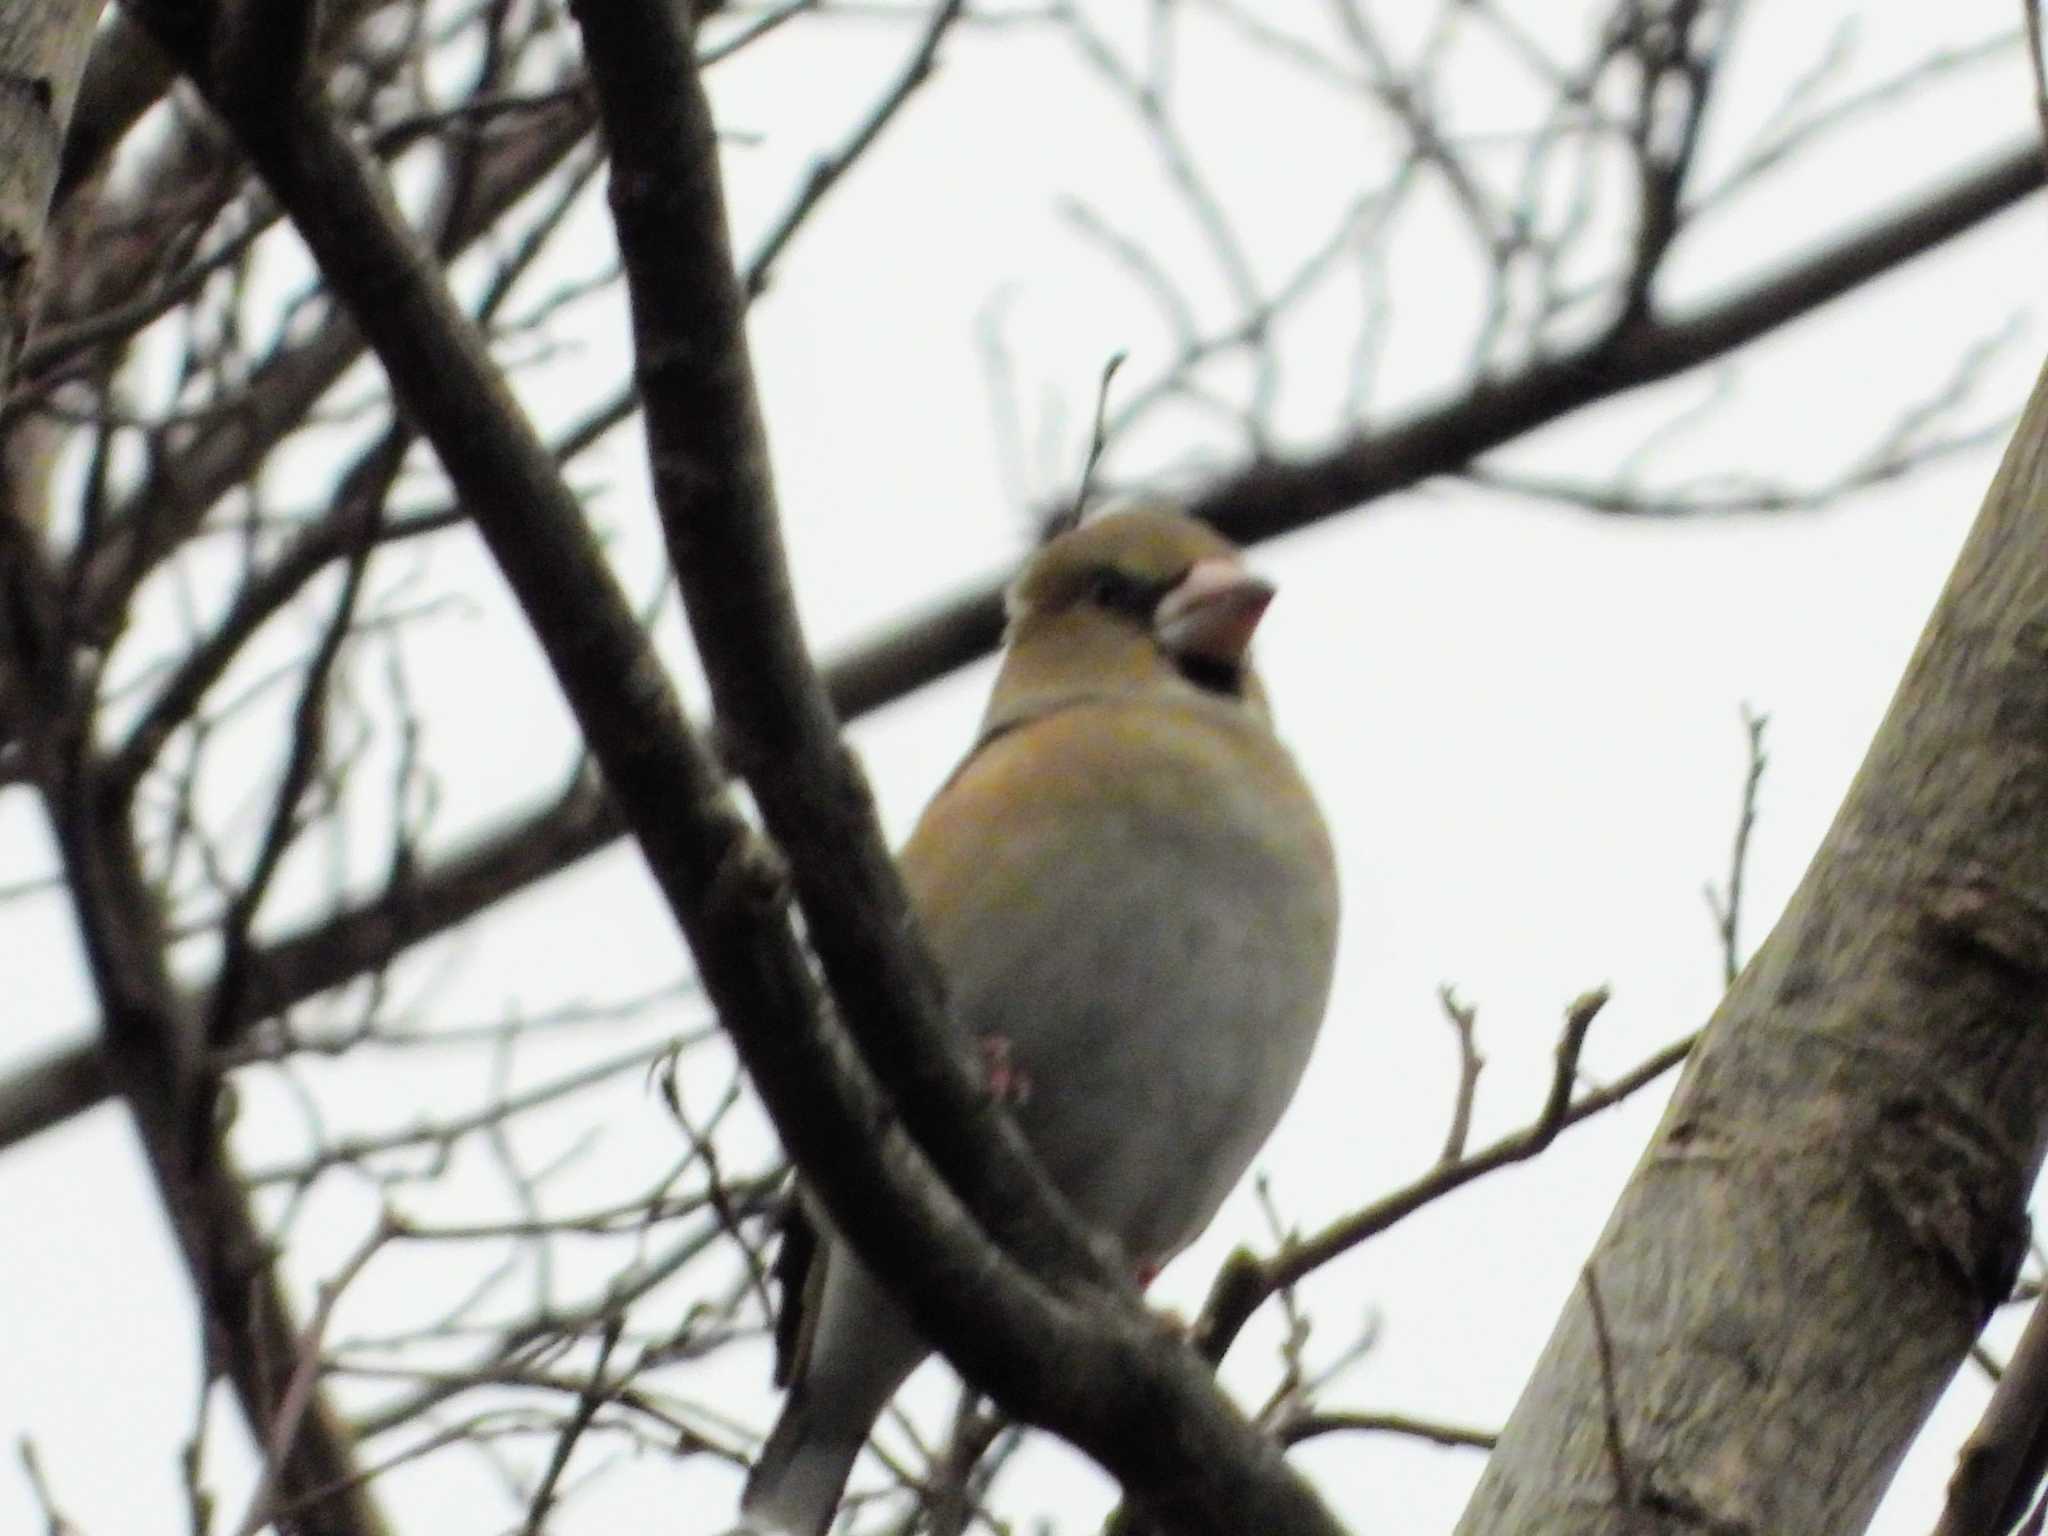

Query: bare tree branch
left=114, top=0, right=1352, bottom=1529
left=742, top=0, right=963, bottom=295
left=1932, top=1288, right=2048, bottom=1536
left=9, top=122, right=2032, bottom=1168
left=1192, top=142, right=2044, bottom=543
left=579, top=3, right=1348, bottom=1529
left=1705, top=706, right=1770, bottom=986
left=0, top=511, right=392, bottom=1536
left=1196, top=989, right=1665, bottom=1367
left=7, top=4, right=2045, bottom=1529
left=1456, top=350, right=2048, bottom=1536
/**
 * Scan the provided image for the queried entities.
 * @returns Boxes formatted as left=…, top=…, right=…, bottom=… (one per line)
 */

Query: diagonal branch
left=1191, top=141, right=2044, bottom=544
left=580, top=0, right=1112, bottom=1293
left=2, top=137, right=2038, bottom=1159
left=584, top=2, right=1348, bottom=1522
left=0, top=580, right=1005, bottom=1154
left=132, top=0, right=1350, bottom=1529
left=1193, top=989, right=1645, bottom=1364
left=1932, top=1289, right=2048, bottom=1536
left=742, top=0, right=962, bottom=295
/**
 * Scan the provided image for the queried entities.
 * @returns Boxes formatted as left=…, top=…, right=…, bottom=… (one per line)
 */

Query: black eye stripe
left=1086, top=565, right=1177, bottom=620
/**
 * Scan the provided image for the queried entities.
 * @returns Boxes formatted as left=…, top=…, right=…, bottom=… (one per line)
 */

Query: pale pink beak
left=1153, top=557, right=1275, bottom=663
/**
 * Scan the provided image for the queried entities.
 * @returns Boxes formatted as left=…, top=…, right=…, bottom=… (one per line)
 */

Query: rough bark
left=1456, top=354, right=2048, bottom=1534
left=0, top=0, right=99, bottom=391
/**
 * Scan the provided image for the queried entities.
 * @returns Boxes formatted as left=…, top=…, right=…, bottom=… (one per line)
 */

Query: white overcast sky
left=4, top=2, right=2046, bottom=1532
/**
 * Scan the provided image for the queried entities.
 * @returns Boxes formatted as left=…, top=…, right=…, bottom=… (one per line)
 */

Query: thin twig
left=229, top=1213, right=394, bottom=1536
left=1067, top=351, right=1128, bottom=532
left=17, top=1440, right=83, bottom=1536
left=1436, top=985, right=1483, bottom=1165
left=521, top=1318, right=625, bottom=1534
left=1704, top=706, right=1769, bottom=985
left=921, top=1389, right=1011, bottom=1536
left=1251, top=1175, right=1311, bottom=1425
left=1197, top=987, right=1632, bottom=1363
left=742, top=0, right=967, bottom=294
left=1277, top=1410, right=1496, bottom=1452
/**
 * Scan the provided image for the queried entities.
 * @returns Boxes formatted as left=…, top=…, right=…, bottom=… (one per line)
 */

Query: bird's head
left=989, top=505, right=1276, bottom=729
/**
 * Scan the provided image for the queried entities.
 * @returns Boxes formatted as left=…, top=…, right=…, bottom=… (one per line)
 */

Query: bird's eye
left=1086, top=567, right=1163, bottom=620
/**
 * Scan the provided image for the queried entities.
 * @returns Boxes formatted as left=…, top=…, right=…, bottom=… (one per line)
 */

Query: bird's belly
left=948, top=837, right=1331, bottom=1267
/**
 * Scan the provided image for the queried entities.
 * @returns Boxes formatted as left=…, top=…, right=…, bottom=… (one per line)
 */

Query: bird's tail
left=738, top=1391, right=864, bottom=1536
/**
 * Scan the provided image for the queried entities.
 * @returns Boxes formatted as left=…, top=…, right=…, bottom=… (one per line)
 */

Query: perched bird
left=740, top=506, right=1340, bottom=1535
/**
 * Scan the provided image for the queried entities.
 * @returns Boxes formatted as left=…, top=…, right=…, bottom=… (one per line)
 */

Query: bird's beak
left=1153, top=557, right=1275, bottom=663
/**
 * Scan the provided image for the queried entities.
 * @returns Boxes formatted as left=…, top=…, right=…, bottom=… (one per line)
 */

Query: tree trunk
left=1456, top=356, right=2048, bottom=1533
left=0, top=0, right=99, bottom=390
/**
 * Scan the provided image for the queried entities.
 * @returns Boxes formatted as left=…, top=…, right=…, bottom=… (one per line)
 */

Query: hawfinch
left=740, top=507, right=1339, bottom=1534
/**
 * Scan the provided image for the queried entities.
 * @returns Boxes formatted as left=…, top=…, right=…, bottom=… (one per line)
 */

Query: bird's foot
left=978, top=1034, right=1033, bottom=1104
left=1133, top=1261, right=1192, bottom=1334
left=1152, top=1306, right=1190, bottom=1336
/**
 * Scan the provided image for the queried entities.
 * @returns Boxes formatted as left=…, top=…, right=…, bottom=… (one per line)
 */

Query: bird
left=739, top=505, right=1340, bottom=1535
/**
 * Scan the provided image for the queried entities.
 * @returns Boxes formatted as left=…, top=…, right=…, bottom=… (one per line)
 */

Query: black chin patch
left=1174, top=651, right=1243, bottom=697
